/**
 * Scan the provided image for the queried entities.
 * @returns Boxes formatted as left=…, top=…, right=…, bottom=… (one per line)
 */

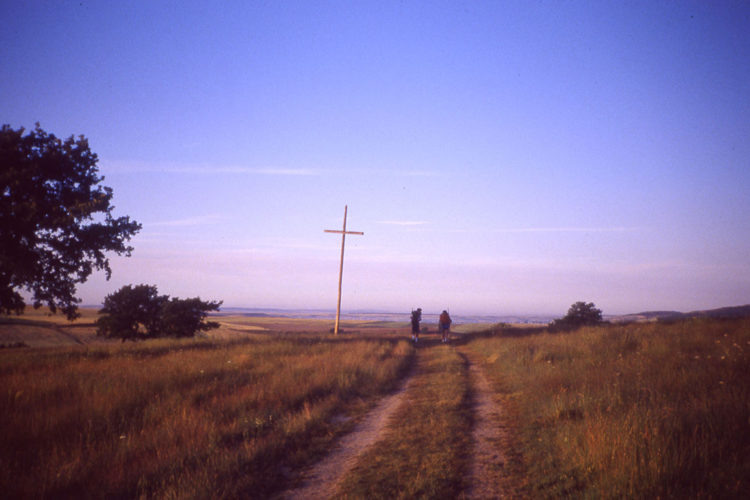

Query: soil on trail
left=464, top=359, right=519, bottom=499
left=280, top=367, right=416, bottom=499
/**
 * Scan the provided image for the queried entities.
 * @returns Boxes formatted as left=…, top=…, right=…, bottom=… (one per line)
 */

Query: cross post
left=324, top=205, right=364, bottom=334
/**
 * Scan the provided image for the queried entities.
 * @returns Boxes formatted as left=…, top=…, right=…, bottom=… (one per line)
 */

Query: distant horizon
left=66, top=301, right=750, bottom=320
left=209, top=301, right=750, bottom=318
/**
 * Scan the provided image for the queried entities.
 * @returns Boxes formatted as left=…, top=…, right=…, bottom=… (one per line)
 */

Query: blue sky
left=3, top=1, right=749, bottom=315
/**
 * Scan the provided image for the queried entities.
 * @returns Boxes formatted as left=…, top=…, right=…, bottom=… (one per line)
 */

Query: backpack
left=440, top=312, right=450, bottom=324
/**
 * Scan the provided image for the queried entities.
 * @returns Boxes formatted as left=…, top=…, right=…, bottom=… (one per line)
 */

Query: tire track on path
left=464, top=355, right=518, bottom=499
left=279, top=365, right=417, bottom=499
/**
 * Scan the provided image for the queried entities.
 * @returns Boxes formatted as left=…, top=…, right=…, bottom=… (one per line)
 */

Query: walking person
left=411, top=308, right=422, bottom=342
left=439, top=309, right=452, bottom=343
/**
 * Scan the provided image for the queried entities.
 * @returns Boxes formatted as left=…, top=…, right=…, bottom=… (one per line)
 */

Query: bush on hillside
left=96, top=284, right=221, bottom=341
left=550, top=301, right=603, bottom=331
left=158, top=297, right=221, bottom=338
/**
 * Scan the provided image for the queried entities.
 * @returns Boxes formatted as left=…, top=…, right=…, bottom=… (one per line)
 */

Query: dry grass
left=337, top=340, right=473, bottom=499
left=0, top=307, right=100, bottom=347
left=0, top=333, right=414, bottom=498
left=6, top=310, right=747, bottom=498
left=467, top=318, right=750, bottom=498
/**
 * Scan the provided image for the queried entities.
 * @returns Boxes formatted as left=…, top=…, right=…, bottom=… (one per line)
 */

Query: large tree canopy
left=0, top=124, right=141, bottom=319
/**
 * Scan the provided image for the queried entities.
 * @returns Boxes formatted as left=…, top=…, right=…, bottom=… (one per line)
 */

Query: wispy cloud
left=501, top=227, right=638, bottom=233
left=102, top=160, right=322, bottom=176
left=256, top=168, right=321, bottom=176
left=442, top=226, right=640, bottom=235
left=376, top=220, right=430, bottom=226
left=161, top=166, right=322, bottom=176
left=397, top=170, right=440, bottom=177
left=148, top=214, right=225, bottom=227
left=103, top=160, right=441, bottom=178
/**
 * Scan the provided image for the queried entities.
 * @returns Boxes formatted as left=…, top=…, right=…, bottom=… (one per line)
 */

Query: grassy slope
left=0, top=308, right=100, bottom=347
left=466, top=318, right=750, bottom=498
left=0, top=308, right=412, bottom=346
left=0, top=334, right=414, bottom=498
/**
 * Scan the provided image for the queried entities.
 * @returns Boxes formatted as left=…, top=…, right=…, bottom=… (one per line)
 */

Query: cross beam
left=324, top=205, right=364, bottom=334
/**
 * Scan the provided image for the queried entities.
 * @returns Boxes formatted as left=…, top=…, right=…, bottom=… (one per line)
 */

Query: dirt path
left=55, top=326, right=86, bottom=345
left=464, top=358, right=516, bottom=499
left=280, top=367, right=416, bottom=499
left=279, top=344, right=521, bottom=499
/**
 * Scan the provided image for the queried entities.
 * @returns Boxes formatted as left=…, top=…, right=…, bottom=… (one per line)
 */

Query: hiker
left=439, top=310, right=452, bottom=343
left=411, top=308, right=422, bottom=342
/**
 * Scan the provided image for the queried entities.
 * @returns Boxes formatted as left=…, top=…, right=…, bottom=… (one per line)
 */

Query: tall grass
left=0, top=334, right=413, bottom=498
left=338, top=342, right=473, bottom=498
left=467, top=318, right=750, bottom=498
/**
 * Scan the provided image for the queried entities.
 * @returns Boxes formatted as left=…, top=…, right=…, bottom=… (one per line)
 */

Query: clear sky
left=3, top=1, right=750, bottom=316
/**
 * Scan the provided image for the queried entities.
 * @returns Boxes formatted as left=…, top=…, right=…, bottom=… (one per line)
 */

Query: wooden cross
left=324, top=205, right=364, bottom=334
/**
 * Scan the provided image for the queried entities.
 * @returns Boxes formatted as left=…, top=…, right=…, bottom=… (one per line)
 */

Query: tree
left=0, top=124, right=141, bottom=319
left=96, top=284, right=165, bottom=341
left=96, top=284, right=222, bottom=341
left=159, top=297, right=222, bottom=338
left=551, top=301, right=603, bottom=331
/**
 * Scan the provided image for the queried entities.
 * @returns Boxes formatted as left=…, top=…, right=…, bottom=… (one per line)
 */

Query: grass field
left=0, top=307, right=100, bottom=347
left=0, top=308, right=413, bottom=347
left=2, top=311, right=749, bottom=498
left=467, top=318, right=750, bottom=498
left=0, top=327, right=413, bottom=498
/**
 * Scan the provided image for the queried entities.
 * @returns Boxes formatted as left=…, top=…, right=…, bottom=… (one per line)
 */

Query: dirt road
left=279, top=340, right=521, bottom=498
left=464, top=357, right=516, bottom=498
left=280, top=368, right=416, bottom=499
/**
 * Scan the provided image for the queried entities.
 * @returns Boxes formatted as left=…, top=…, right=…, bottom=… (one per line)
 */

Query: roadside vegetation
left=0, top=333, right=413, bottom=498
left=337, top=341, right=473, bottom=498
left=466, top=318, right=750, bottom=498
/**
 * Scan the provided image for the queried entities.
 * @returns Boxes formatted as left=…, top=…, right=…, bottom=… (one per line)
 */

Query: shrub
left=96, top=284, right=165, bottom=341
left=96, top=284, right=221, bottom=341
left=158, top=297, right=221, bottom=338
left=550, top=301, right=603, bottom=331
